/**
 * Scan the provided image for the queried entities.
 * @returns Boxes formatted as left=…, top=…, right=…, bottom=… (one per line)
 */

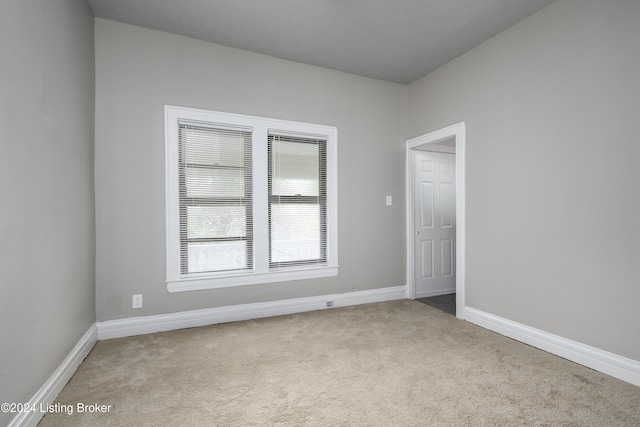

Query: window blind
left=178, top=121, right=253, bottom=274
left=268, top=134, right=327, bottom=268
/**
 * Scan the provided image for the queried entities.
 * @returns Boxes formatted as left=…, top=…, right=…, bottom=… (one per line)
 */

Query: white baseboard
left=465, top=307, right=640, bottom=388
left=97, top=286, right=407, bottom=340
left=9, top=325, right=98, bottom=427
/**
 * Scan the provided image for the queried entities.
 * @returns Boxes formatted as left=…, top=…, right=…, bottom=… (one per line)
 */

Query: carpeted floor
left=39, top=300, right=640, bottom=426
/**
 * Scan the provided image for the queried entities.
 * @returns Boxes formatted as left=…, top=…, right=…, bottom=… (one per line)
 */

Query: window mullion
left=252, top=127, right=270, bottom=274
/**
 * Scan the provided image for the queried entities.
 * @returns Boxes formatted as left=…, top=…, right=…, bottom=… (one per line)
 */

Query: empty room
left=1, top=0, right=639, bottom=425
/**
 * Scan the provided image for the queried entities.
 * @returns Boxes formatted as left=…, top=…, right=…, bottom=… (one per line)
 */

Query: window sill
left=166, top=265, right=339, bottom=293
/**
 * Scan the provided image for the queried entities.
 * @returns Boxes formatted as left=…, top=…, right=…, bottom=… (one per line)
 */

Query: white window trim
left=165, top=105, right=339, bottom=292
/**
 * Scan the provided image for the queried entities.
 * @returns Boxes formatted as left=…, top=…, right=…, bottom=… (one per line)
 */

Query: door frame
left=406, top=122, right=466, bottom=319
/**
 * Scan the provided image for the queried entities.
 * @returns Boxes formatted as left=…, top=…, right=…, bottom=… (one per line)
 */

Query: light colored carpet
left=40, top=300, right=640, bottom=426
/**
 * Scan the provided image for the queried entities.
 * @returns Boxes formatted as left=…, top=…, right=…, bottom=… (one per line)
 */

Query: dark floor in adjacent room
left=417, top=293, right=456, bottom=315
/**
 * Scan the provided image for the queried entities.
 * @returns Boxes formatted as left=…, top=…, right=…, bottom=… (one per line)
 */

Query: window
left=179, top=122, right=253, bottom=274
left=165, top=106, right=338, bottom=292
left=269, top=134, right=326, bottom=268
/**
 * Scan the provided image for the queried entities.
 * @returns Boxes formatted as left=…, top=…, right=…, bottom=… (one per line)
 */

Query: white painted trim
left=98, top=286, right=407, bottom=340
left=8, top=325, right=97, bottom=427
left=406, top=122, right=466, bottom=319
left=167, top=266, right=339, bottom=292
left=465, top=307, right=640, bottom=388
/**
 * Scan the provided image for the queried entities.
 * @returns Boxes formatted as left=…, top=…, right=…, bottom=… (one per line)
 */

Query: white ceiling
left=88, top=0, right=555, bottom=84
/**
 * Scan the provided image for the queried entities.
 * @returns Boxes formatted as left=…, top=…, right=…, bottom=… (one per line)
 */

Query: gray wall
left=408, top=0, right=640, bottom=361
left=94, top=19, right=407, bottom=321
left=0, top=0, right=95, bottom=424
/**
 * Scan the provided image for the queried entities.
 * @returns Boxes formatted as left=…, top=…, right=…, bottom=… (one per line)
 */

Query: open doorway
left=417, top=293, right=456, bottom=316
left=406, top=123, right=466, bottom=319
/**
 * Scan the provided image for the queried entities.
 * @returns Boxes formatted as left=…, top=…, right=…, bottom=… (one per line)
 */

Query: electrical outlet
left=326, top=301, right=334, bottom=308
left=132, top=294, right=143, bottom=309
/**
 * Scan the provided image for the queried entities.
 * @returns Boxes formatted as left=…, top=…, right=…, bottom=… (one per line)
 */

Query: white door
left=414, top=151, right=456, bottom=297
